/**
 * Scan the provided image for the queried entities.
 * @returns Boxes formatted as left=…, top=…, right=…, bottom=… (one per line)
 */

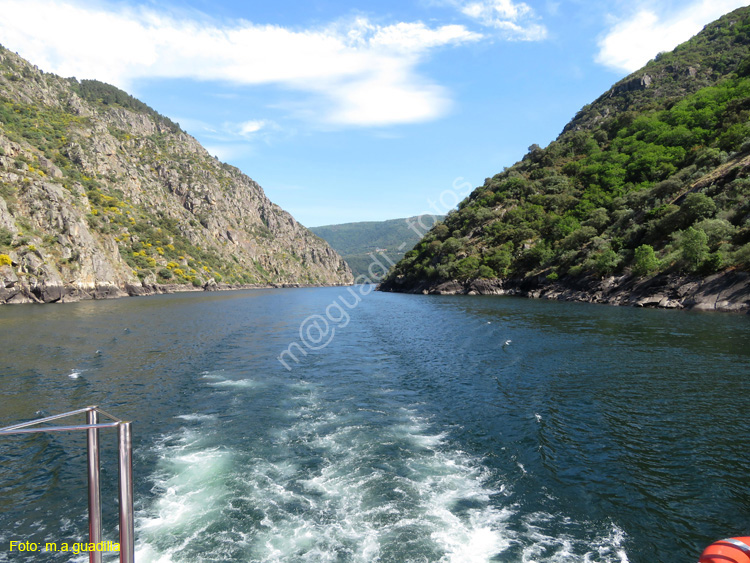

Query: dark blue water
left=0, top=287, right=748, bottom=562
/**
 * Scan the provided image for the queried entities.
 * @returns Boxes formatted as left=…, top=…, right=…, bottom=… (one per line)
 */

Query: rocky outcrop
left=0, top=47, right=352, bottom=304
left=609, top=74, right=653, bottom=96
left=379, top=271, right=750, bottom=313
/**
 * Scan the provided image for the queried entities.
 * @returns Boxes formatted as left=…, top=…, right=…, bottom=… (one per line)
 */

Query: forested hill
left=0, top=47, right=352, bottom=304
left=380, top=6, right=750, bottom=312
left=310, top=215, right=443, bottom=279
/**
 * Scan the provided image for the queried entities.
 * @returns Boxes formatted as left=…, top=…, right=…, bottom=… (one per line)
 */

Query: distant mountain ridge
left=0, top=46, right=352, bottom=304
left=311, top=215, right=443, bottom=280
left=380, top=6, right=750, bottom=312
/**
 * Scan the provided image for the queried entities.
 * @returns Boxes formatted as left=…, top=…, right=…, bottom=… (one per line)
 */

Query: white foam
left=521, top=515, right=629, bottom=563
left=136, top=384, right=629, bottom=563
left=174, top=413, right=217, bottom=422
left=209, top=378, right=259, bottom=389
left=243, top=401, right=517, bottom=563
left=135, top=428, right=233, bottom=560
left=200, top=371, right=225, bottom=380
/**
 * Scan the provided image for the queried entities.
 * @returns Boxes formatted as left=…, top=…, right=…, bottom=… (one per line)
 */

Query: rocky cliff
left=0, top=47, right=352, bottom=304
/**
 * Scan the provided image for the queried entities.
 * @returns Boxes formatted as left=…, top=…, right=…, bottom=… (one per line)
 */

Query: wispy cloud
left=448, top=0, right=547, bottom=40
left=596, top=0, right=749, bottom=73
left=202, top=143, right=252, bottom=162
left=0, top=0, right=483, bottom=127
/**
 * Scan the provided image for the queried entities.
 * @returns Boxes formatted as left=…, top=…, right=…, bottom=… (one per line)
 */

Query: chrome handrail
left=0, top=407, right=134, bottom=563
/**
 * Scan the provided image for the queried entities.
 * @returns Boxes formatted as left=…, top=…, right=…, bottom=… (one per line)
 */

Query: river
left=0, top=287, right=748, bottom=562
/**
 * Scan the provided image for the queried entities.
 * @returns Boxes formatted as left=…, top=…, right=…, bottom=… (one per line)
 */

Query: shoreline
left=0, top=279, right=352, bottom=306
left=378, top=270, right=750, bottom=314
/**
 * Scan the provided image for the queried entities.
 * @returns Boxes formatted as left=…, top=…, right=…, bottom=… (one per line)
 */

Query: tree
left=484, top=244, right=513, bottom=276
left=441, top=237, right=464, bottom=256
left=595, top=249, right=620, bottom=276
left=681, top=192, right=716, bottom=224
left=454, top=256, right=480, bottom=280
left=632, top=244, right=660, bottom=276
left=678, top=227, right=709, bottom=270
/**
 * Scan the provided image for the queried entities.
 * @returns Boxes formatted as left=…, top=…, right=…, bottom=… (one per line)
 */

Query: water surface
left=0, top=288, right=748, bottom=562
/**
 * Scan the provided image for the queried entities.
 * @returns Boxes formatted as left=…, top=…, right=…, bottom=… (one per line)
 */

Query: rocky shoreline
left=378, top=270, right=750, bottom=313
left=0, top=276, right=349, bottom=305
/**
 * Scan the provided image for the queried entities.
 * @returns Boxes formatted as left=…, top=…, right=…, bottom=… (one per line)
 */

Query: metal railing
left=0, top=406, right=134, bottom=563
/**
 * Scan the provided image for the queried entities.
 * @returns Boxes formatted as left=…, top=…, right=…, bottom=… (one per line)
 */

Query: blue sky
left=1, top=0, right=748, bottom=226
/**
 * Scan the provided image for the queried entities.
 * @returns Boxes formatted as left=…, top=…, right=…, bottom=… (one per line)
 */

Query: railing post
left=0, top=408, right=135, bottom=560
left=118, top=422, right=134, bottom=563
left=86, top=407, right=103, bottom=563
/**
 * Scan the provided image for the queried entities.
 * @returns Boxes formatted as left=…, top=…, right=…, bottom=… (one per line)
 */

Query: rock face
left=609, top=74, right=653, bottom=96
left=379, top=271, right=750, bottom=313
left=0, top=47, right=352, bottom=304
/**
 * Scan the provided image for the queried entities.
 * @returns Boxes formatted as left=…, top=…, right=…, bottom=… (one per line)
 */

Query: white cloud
left=453, top=0, right=547, bottom=40
left=238, top=120, right=269, bottom=137
left=0, top=0, right=483, bottom=127
left=596, top=0, right=750, bottom=73
left=371, top=21, right=483, bottom=51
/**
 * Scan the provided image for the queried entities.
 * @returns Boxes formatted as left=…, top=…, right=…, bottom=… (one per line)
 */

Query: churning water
left=0, top=288, right=748, bottom=562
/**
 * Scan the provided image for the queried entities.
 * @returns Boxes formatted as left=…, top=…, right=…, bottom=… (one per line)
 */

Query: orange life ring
left=699, top=537, right=750, bottom=563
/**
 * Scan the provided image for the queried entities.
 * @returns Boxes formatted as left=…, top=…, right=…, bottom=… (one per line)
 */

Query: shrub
left=484, top=245, right=513, bottom=276
left=559, top=226, right=597, bottom=251
left=731, top=243, right=750, bottom=268
left=595, top=249, right=621, bottom=276
left=441, top=237, right=463, bottom=255
left=695, top=218, right=736, bottom=247
left=477, top=265, right=496, bottom=278
left=701, top=252, right=723, bottom=273
left=0, top=227, right=12, bottom=247
left=157, top=268, right=173, bottom=280
left=0, top=254, right=12, bottom=266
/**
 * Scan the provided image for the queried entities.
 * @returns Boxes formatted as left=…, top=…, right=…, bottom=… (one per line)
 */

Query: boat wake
left=134, top=372, right=628, bottom=562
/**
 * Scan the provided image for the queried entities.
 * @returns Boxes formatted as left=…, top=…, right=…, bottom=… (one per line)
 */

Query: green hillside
left=311, top=215, right=443, bottom=280
left=382, top=7, right=750, bottom=295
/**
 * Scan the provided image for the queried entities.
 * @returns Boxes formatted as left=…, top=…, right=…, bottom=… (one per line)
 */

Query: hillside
left=380, top=6, right=750, bottom=312
left=0, top=47, right=352, bottom=304
left=310, top=215, right=443, bottom=279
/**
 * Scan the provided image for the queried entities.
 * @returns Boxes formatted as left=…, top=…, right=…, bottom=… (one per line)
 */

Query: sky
left=0, top=0, right=748, bottom=227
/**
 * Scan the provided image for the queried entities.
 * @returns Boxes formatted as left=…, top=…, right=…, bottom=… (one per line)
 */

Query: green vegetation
left=70, top=79, right=181, bottom=133
left=385, top=6, right=750, bottom=288
left=632, top=244, right=660, bottom=277
left=311, top=215, right=444, bottom=279
left=0, top=227, right=12, bottom=249
left=0, top=95, right=84, bottom=159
